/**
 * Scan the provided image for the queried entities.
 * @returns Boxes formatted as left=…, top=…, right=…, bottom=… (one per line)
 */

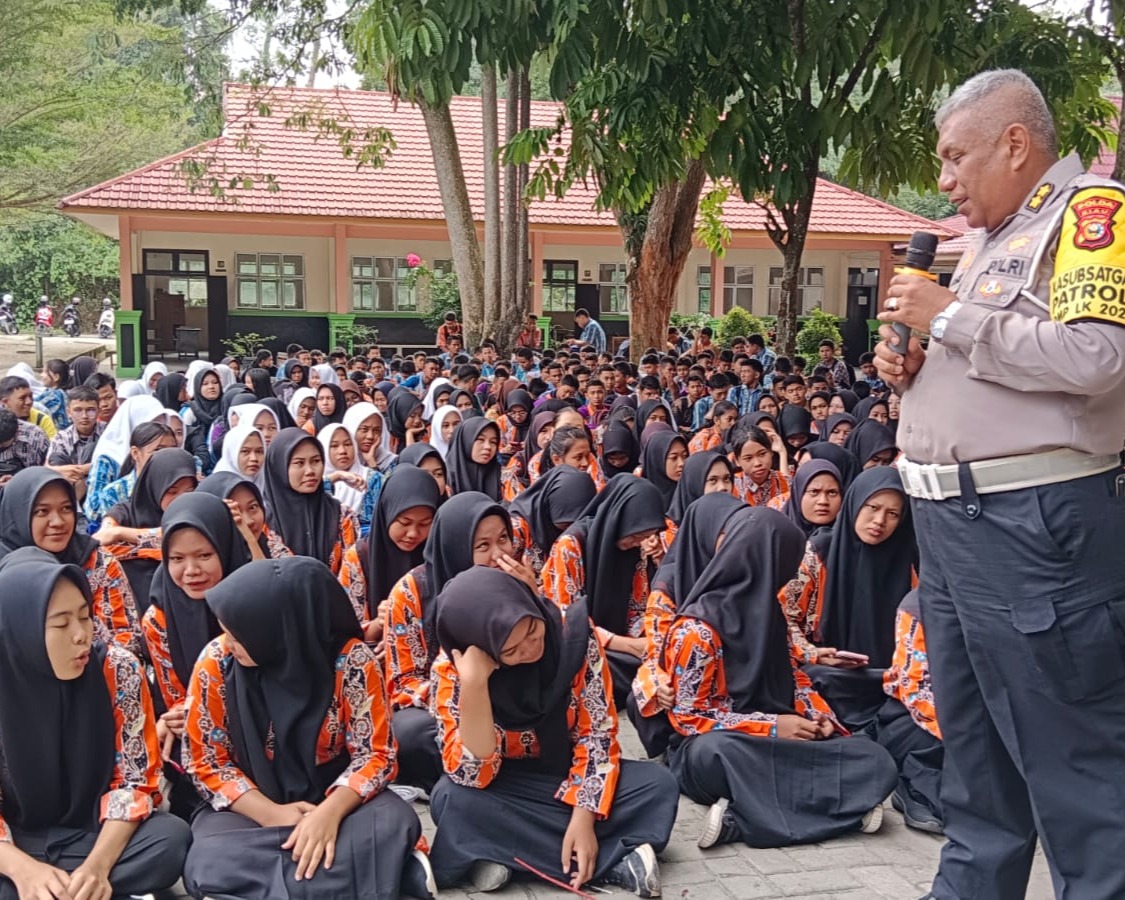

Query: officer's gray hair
left=935, top=69, right=1058, bottom=156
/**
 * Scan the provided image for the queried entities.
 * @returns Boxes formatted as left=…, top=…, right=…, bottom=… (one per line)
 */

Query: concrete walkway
left=0, top=333, right=115, bottom=372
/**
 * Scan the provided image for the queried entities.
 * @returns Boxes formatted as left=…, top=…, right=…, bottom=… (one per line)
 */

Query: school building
left=59, top=83, right=957, bottom=376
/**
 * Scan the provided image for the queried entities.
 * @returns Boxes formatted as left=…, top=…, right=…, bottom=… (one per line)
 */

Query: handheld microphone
left=888, top=231, right=940, bottom=355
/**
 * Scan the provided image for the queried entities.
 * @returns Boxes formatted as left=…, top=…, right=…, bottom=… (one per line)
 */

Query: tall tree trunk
left=620, top=159, right=707, bottom=361
left=420, top=100, right=485, bottom=347
left=515, top=67, right=531, bottom=330
left=481, top=65, right=502, bottom=342
left=501, top=69, right=520, bottom=324
left=1115, top=63, right=1125, bottom=183
left=767, top=151, right=818, bottom=357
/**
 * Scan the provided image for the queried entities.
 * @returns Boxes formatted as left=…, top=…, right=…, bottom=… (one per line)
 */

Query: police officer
left=876, top=69, right=1125, bottom=900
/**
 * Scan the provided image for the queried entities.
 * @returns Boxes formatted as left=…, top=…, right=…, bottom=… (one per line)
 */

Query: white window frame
left=597, top=262, right=629, bottom=314
left=236, top=252, right=305, bottom=309
left=722, top=265, right=755, bottom=313
left=350, top=256, right=418, bottom=312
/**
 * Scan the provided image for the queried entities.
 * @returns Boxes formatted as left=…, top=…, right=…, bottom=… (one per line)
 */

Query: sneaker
left=601, top=843, right=661, bottom=898
left=468, top=861, right=512, bottom=892
left=860, top=803, right=884, bottom=834
left=892, top=786, right=944, bottom=834
left=400, top=849, right=436, bottom=899
left=698, top=797, right=740, bottom=849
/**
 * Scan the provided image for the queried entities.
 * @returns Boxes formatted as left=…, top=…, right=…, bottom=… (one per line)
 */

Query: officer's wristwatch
left=929, top=300, right=963, bottom=342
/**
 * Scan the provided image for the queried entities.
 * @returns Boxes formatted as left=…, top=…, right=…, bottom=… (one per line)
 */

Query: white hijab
left=343, top=402, right=396, bottom=472
left=227, top=402, right=279, bottom=433
left=214, top=364, right=235, bottom=390
left=212, top=423, right=266, bottom=487
left=429, top=404, right=462, bottom=460
left=184, top=360, right=211, bottom=397
left=422, top=377, right=454, bottom=421
left=310, top=364, right=339, bottom=387
left=5, top=363, right=44, bottom=392
left=287, top=387, right=317, bottom=426
left=318, top=422, right=366, bottom=513
left=141, top=361, right=168, bottom=393
left=89, top=395, right=168, bottom=469
left=116, top=380, right=148, bottom=400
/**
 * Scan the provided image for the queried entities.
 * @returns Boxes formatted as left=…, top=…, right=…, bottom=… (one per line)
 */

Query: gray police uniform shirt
left=900, top=153, right=1125, bottom=465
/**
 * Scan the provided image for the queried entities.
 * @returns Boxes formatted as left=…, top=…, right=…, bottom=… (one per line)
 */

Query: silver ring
left=886, top=297, right=898, bottom=311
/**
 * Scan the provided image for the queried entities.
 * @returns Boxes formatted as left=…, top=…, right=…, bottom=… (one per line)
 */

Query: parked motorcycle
left=98, top=298, right=114, bottom=339
left=34, top=297, right=53, bottom=335
left=0, top=295, right=17, bottom=336
left=61, top=299, right=80, bottom=338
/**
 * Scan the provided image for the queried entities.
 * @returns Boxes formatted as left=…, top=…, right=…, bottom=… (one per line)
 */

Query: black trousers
left=0, top=813, right=190, bottom=900
left=800, top=664, right=888, bottom=733
left=914, top=469, right=1125, bottom=900
left=392, top=706, right=443, bottom=792
left=870, top=696, right=943, bottom=825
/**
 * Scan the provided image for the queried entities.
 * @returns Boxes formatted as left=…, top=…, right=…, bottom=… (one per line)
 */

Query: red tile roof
left=61, top=84, right=954, bottom=238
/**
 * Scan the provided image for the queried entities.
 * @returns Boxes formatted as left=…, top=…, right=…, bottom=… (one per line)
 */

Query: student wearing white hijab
left=319, top=422, right=368, bottom=516
left=213, top=363, right=236, bottom=390
left=5, top=362, right=45, bottom=391
left=116, top=380, right=148, bottom=400
left=287, top=386, right=317, bottom=431
left=226, top=403, right=280, bottom=447
left=184, top=360, right=211, bottom=397
left=309, top=363, right=339, bottom=387
left=211, top=422, right=267, bottom=488
left=343, top=402, right=397, bottom=474
left=429, top=404, right=462, bottom=460
left=141, top=361, right=168, bottom=394
left=422, top=377, right=454, bottom=421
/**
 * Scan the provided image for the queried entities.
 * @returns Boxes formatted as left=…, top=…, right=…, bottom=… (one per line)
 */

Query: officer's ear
left=1002, top=122, right=1033, bottom=172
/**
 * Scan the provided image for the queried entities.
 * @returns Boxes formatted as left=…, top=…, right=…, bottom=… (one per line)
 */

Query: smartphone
left=834, top=650, right=870, bottom=664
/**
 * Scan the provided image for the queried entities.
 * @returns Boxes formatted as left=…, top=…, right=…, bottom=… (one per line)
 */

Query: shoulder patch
left=1071, top=193, right=1122, bottom=251
left=1050, top=186, right=1125, bottom=327
left=1027, top=182, right=1054, bottom=211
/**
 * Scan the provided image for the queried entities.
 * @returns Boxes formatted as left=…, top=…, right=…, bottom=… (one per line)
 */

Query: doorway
left=142, top=249, right=210, bottom=354
left=843, top=267, right=879, bottom=364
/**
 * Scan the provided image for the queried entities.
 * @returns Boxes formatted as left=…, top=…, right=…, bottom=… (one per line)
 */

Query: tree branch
left=836, top=6, right=893, bottom=104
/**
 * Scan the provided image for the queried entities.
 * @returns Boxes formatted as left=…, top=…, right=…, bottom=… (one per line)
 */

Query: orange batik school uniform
left=181, top=557, right=429, bottom=900
left=424, top=566, right=679, bottom=892
left=734, top=469, right=790, bottom=507
left=661, top=507, right=897, bottom=849
left=509, top=464, right=598, bottom=579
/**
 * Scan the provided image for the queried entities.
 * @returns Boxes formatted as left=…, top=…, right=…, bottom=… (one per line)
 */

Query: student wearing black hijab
left=385, top=389, right=426, bottom=453
left=259, top=395, right=297, bottom=431
left=638, top=430, right=687, bottom=513
left=845, top=418, right=898, bottom=469
left=801, top=467, right=916, bottom=731
left=501, top=409, right=554, bottom=502
left=154, top=371, right=188, bottom=414
left=444, top=417, right=502, bottom=500
left=426, top=566, right=678, bottom=896
left=509, top=464, right=597, bottom=576
left=661, top=508, right=897, bottom=849
left=853, top=396, right=890, bottom=426
left=182, top=557, right=433, bottom=900
left=0, top=550, right=190, bottom=898
left=777, top=404, right=813, bottom=458
left=542, top=476, right=667, bottom=711
left=599, top=421, right=640, bottom=480
left=0, top=467, right=142, bottom=657
left=798, top=441, right=860, bottom=492
left=634, top=398, right=673, bottom=443
left=819, top=411, right=856, bottom=446
left=311, top=383, right=346, bottom=434
left=185, top=367, right=223, bottom=474
left=397, top=442, right=449, bottom=498
left=667, top=450, right=735, bottom=526
left=780, top=459, right=843, bottom=538
left=260, top=428, right=359, bottom=575
left=197, top=471, right=293, bottom=559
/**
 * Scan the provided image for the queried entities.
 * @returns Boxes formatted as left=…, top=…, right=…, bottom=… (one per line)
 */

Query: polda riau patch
left=1072, top=194, right=1122, bottom=251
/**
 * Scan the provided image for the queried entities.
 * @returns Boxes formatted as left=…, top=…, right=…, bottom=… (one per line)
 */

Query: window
left=432, top=258, right=453, bottom=276
left=768, top=266, right=825, bottom=315
left=236, top=253, right=305, bottom=309
left=143, top=250, right=209, bottom=307
left=597, top=263, right=629, bottom=314
left=350, top=257, right=417, bottom=312
left=542, top=260, right=578, bottom=312
left=723, top=265, right=755, bottom=313
left=697, top=267, right=712, bottom=314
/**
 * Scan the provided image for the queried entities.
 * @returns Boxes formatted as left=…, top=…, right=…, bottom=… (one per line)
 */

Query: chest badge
left=1007, top=235, right=1032, bottom=251
left=979, top=279, right=1004, bottom=297
left=1072, top=194, right=1122, bottom=251
left=1027, top=183, right=1054, bottom=211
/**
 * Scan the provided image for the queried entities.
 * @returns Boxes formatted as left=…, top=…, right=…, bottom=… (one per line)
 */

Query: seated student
left=777, top=404, right=814, bottom=463
left=874, top=590, right=944, bottom=835
left=793, top=468, right=916, bottom=731
left=828, top=389, right=859, bottom=415
left=672, top=374, right=705, bottom=437
left=397, top=442, right=450, bottom=499
left=287, top=386, right=317, bottom=432
left=690, top=374, right=731, bottom=431
left=853, top=396, right=890, bottom=427
left=599, top=420, right=641, bottom=482
left=819, top=412, right=856, bottom=447
left=663, top=450, right=735, bottom=549
left=46, top=386, right=105, bottom=502
left=428, top=405, right=461, bottom=461
left=197, top=471, right=293, bottom=559
left=421, top=378, right=454, bottom=423
left=634, top=399, right=673, bottom=442
left=384, top=493, right=533, bottom=791
left=659, top=507, right=897, bottom=849
left=84, top=395, right=171, bottom=526
left=845, top=418, right=898, bottom=469
left=211, top=420, right=266, bottom=489
left=807, top=390, right=832, bottom=430
left=0, top=374, right=55, bottom=448
left=427, top=566, right=678, bottom=896
left=96, top=447, right=198, bottom=617
left=688, top=400, right=738, bottom=455
left=343, top=401, right=398, bottom=474
left=772, top=459, right=843, bottom=537
left=501, top=410, right=554, bottom=502
left=445, top=418, right=502, bottom=500
left=260, top=429, right=359, bottom=576
left=338, top=467, right=441, bottom=643
left=385, top=390, right=428, bottom=453
left=318, top=423, right=373, bottom=527
left=494, top=389, right=533, bottom=459
left=0, top=550, right=190, bottom=899
left=509, top=464, right=597, bottom=577
left=542, top=476, right=667, bottom=712
left=637, top=430, right=687, bottom=514
left=182, top=557, right=434, bottom=900
left=182, top=367, right=223, bottom=475
left=731, top=423, right=790, bottom=507
left=796, top=441, right=860, bottom=493
left=0, top=468, right=143, bottom=658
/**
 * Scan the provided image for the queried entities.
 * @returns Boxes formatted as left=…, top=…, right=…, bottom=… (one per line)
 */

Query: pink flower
left=405, top=253, right=422, bottom=268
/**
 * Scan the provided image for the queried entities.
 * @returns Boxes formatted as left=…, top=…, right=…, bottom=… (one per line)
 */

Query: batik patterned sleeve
left=86, top=549, right=142, bottom=658
left=778, top=541, right=824, bottom=664
left=632, top=588, right=676, bottom=715
left=383, top=573, right=431, bottom=710
left=338, top=545, right=369, bottom=623
left=793, top=668, right=843, bottom=731
left=500, top=456, right=524, bottom=503
left=541, top=535, right=618, bottom=644
left=627, top=559, right=650, bottom=638
left=329, top=508, right=361, bottom=576
left=265, top=527, right=293, bottom=559
left=665, top=619, right=777, bottom=738
left=882, top=608, right=941, bottom=740
left=558, top=633, right=621, bottom=818
left=430, top=654, right=504, bottom=788
left=141, top=605, right=185, bottom=710
left=184, top=637, right=258, bottom=808
left=101, top=647, right=162, bottom=824
left=510, top=516, right=532, bottom=560
left=331, top=640, right=397, bottom=801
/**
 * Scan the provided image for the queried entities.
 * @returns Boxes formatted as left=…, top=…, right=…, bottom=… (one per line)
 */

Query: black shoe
left=892, top=786, right=944, bottom=835
left=698, top=797, right=741, bottom=848
left=601, top=843, right=660, bottom=897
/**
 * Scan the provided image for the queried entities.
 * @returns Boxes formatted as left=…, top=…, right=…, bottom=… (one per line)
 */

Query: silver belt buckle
left=900, top=459, right=945, bottom=501
left=921, top=463, right=946, bottom=501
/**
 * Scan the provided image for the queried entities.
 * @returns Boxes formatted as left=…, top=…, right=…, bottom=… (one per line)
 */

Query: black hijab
left=504, top=390, right=534, bottom=442
left=801, top=442, right=859, bottom=493
left=246, top=368, right=274, bottom=400
left=155, top=372, right=187, bottom=412
left=667, top=450, right=733, bottom=525
left=71, top=356, right=99, bottom=387
left=852, top=381, right=871, bottom=400
left=599, top=421, right=640, bottom=480
left=517, top=410, right=555, bottom=486
left=189, top=368, right=223, bottom=429
left=635, top=399, right=673, bottom=442
left=509, top=464, right=596, bottom=551
left=835, top=389, right=860, bottom=412
left=0, top=468, right=98, bottom=567
left=207, top=557, right=362, bottom=804
left=737, top=410, right=776, bottom=432
left=819, top=467, right=915, bottom=666
left=819, top=412, right=856, bottom=443
left=666, top=492, right=745, bottom=606
left=385, top=389, right=422, bottom=444
left=398, top=441, right=443, bottom=471
left=151, top=493, right=252, bottom=689
left=564, top=476, right=666, bottom=636
left=639, top=430, right=685, bottom=512
left=364, top=467, right=441, bottom=610
left=312, top=384, right=346, bottom=433
left=846, top=419, right=898, bottom=467
left=853, top=397, right=888, bottom=424
left=260, top=396, right=297, bottom=431
left=445, top=417, right=501, bottom=500
left=677, top=507, right=806, bottom=715
left=260, top=428, right=341, bottom=564
left=435, top=566, right=589, bottom=774
left=778, top=404, right=813, bottom=449
left=783, top=459, right=842, bottom=537
left=0, top=549, right=115, bottom=830
left=197, top=471, right=272, bottom=557
left=107, top=447, right=197, bottom=528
